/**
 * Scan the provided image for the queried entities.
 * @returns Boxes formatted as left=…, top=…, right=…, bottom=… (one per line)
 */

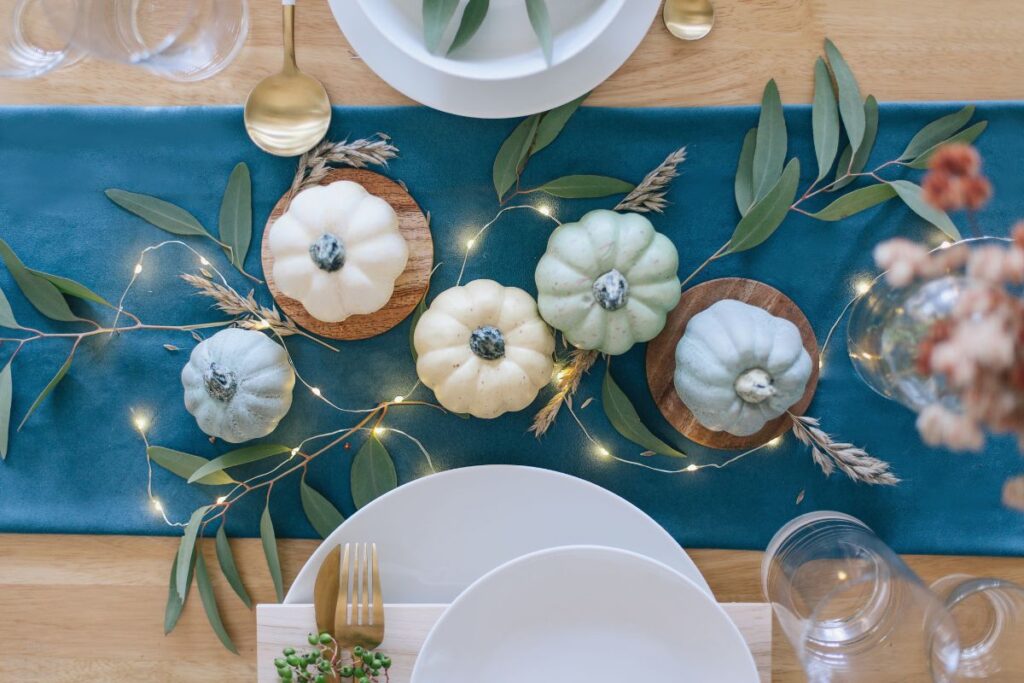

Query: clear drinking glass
left=930, top=575, right=1024, bottom=681
left=41, top=0, right=248, bottom=81
left=763, top=511, right=961, bottom=682
left=0, top=0, right=81, bottom=78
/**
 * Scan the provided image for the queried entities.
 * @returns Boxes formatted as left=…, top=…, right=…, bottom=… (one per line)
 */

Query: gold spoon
left=663, top=0, right=716, bottom=41
left=244, top=0, right=331, bottom=157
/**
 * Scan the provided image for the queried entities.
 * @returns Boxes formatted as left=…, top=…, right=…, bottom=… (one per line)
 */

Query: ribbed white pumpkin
left=414, top=279, right=555, bottom=419
left=674, top=300, right=812, bottom=437
left=268, top=180, right=408, bottom=322
left=535, top=209, right=681, bottom=355
left=181, top=328, right=296, bottom=443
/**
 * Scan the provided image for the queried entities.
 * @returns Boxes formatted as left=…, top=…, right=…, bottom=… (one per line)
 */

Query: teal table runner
left=0, top=103, right=1021, bottom=555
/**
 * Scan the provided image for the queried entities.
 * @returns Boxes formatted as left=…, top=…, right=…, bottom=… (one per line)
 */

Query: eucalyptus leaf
left=148, top=446, right=234, bottom=486
left=195, top=551, right=238, bottom=653
left=493, top=114, right=540, bottom=200
left=751, top=79, right=787, bottom=202
left=524, top=0, right=552, bottom=65
left=422, top=0, right=459, bottom=53
left=188, top=444, right=291, bottom=484
left=888, top=180, right=962, bottom=240
left=176, top=505, right=210, bottom=600
left=806, top=183, right=897, bottom=221
left=812, top=57, right=840, bottom=182
left=164, top=538, right=195, bottom=635
left=537, top=175, right=634, bottom=199
left=601, top=369, right=685, bottom=458
left=215, top=525, right=252, bottom=609
left=219, top=162, right=252, bottom=271
left=734, top=128, right=756, bottom=215
left=825, top=38, right=865, bottom=153
left=448, top=0, right=489, bottom=53
left=724, top=158, right=800, bottom=255
left=531, top=92, right=588, bottom=155
left=832, top=95, right=879, bottom=191
left=18, top=348, right=74, bottom=430
left=0, top=287, right=15, bottom=329
left=0, top=239, right=78, bottom=322
left=900, top=105, right=975, bottom=161
left=351, top=435, right=398, bottom=509
left=105, top=189, right=212, bottom=239
left=300, top=479, right=345, bottom=539
left=907, top=121, right=988, bottom=169
left=0, top=363, right=10, bottom=460
left=28, top=270, right=110, bottom=307
left=260, top=503, right=285, bottom=602
left=831, top=145, right=853, bottom=189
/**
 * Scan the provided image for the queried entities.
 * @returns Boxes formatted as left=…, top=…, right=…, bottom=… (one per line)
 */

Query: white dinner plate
left=326, top=0, right=661, bottom=118
left=412, top=546, right=758, bottom=683
left=285, top=465, right=711, bottom=604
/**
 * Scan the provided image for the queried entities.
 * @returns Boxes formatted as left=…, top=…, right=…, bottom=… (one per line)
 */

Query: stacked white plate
left=286, top=466, right=759, bottom=682
left=326, top=0, right=662, bottom=118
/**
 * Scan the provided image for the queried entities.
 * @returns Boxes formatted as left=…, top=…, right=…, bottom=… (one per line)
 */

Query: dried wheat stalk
left=614, top=147, right=687, bottom=214
left=1004, top=476, right=1024, bottom=511
left=289, top=134, right=399, bottom=198
left=530, top=348, right=600, bottom=437
left=181, top=274, right=298, bottom=337
left=789, top=414, right=900, bottom=486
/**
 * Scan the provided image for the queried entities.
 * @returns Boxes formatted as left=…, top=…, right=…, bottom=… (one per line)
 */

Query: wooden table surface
left=2, top=1, right=1024, bottom=681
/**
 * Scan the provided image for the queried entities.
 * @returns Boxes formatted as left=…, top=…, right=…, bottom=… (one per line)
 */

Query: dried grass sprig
left=289, top=134, right=399, bottom=198
left=530, top=348, right=599, bottom=437
left=789, top=413, right=900, bottom=486
left=614, top=147, right=687, bottom=214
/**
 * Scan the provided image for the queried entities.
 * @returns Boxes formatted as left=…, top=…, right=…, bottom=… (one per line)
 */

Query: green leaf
left=351, top=435, right=398, bottom=509
left=0, top=287, right=16, bottom=329
left=195, top=551, right=238, bottom=654
left=0, top=239, right=78, bottom=322
left=537, top=175, right=635, bottom=199
left=105, top=189, right=212, bottom=239
left=422, top=0, right=459, bottom=53
left=531, top=92, right=588, bottom=155
left=806, top=183, right=897, bottom=221
left=602, top=369, right=685, bottom=458
left=188, top=444, right=291, bottom=484
left=176, top=506, right=210, bottom=600
left=888, top=180, right=962, bottom=241
left=825, top=38, right=865, bottom=153
left=724, top=158, right=800, bottom=255
left=812, top=57, right=840, bottom=182
left=147, top=446, right=234, bottom=486
left=300, top=479, right=345, bottom=539
left=27, top=270, right=110, bottom=307
left=493, top=114, right=540, bottom=200
left=260, top=503, right=285, bottom=602
left=0, top=363, right=10, bottom=460
left=18, top=348, right=74, bottom=430
left=734, top=128, right=756, bottom=215
left=215, top=525, right=252, bottom=609
left=831, top=95, right=879, bottom=191
left=164, top=538, right=195, bottom=635
left=219, top=163, right=252, bottom=271
left=831, top=144, right=853, bottom=190
left=907, top=121, right=988, bottom=169
left=900, top=105, right=975, bottom=161
left=448, top=0, right=489, bottom=53
left=524, top=0, right=553, bottom=65
left=751, top=79, right=787, bottom=202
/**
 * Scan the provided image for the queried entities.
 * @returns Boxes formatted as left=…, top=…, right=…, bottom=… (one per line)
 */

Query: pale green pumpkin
left=534, top=210, right=681, bottom=355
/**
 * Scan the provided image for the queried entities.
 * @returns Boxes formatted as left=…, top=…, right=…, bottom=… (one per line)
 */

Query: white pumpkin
left=673, top=300, right=812, bottom=437
left=535, top=209, right=681, bottom=355
left=414, top=279, right=555, bottom=419
left=181, top=328, right=296, bottom=443
left=268, top=180, right=409, bottom=322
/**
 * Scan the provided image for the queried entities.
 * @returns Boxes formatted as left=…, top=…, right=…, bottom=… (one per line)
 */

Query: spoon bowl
left=663, top=0, right=715, bottom=41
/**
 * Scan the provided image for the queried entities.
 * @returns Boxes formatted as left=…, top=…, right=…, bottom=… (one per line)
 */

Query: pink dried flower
left=922, top=173, right=964, bottom=212
left=873, top=238, right=930, bottom=287
left=930, top=143, right=982, bottom=177
left=916, top=404, right=986, bottom=451
left=968, top=245, right=1013, bottom=283
left=1013, top=222, right=1024, bottom=250
left=962, top=176, right=993, bottom=211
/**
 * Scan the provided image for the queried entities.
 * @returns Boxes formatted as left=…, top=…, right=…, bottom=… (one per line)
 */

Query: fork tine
left=334, top=543, right=351, bottom=637
left=371, top=543, right=384, bottom=628
left=360, top=543, right=370, bottom=628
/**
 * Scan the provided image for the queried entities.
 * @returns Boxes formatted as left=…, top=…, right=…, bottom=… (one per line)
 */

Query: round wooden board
left=645, top=277, right=820, bottom=451
left=261, top=168, right=433, bottom=340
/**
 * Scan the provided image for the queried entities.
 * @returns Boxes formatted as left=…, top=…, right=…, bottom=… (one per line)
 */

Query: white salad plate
left=326, top=0, right=661, bottom=118
left=285, top=465, right=711, bottom=604
left=411, top=546, right=759, bottom=683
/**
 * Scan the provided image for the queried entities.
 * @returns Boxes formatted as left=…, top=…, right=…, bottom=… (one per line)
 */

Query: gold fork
left=334, top=543, right=385, bottom=652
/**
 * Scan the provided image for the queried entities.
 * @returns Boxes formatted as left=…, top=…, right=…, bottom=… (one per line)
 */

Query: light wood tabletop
left=2, top=1, right=1024, bottom=681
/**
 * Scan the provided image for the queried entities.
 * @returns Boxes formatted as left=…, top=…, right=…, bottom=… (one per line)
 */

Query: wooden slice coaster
left=262, top=168, right=433, bottom=340
left=645, top=277, right=820, bottom=451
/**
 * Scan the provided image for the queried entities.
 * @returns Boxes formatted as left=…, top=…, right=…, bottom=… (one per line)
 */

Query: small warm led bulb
left=685, top=464, right=698, bottom=472
left=393, top=395, right=405, bottom=403
left=853, top=278, right=871, bottom=296
left=151, top=499, right=164, bottom=512
left=133, top=263, right=143, bottom=275
left=768, top=436, right=784, bottom=447
left=596, top=446, right=610, bottom=458
left=133, top=415, right=149, bottom=432
left=290, top=447, right=299, bottom=457
left=465, top=238, right=476, bottom=250
left=373, top=426, right=387, bottom=437
left=311, top=387, right=322, bottom=397
left=537, top=204, right=552, bottom=216
left=216, top=496, right=227, bottom=505
left=200, top=257, right=210, bottom=266
left=939, top=240, right=952, bottom=249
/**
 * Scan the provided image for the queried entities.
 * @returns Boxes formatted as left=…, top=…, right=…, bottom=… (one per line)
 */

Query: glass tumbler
left=930, top=575, right=1024, bottom=681
left=763, top=511, right=961, bottom=682
left=0, top=0, right=81, bottom=78
left=41, top=0, right=248, bottom=81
